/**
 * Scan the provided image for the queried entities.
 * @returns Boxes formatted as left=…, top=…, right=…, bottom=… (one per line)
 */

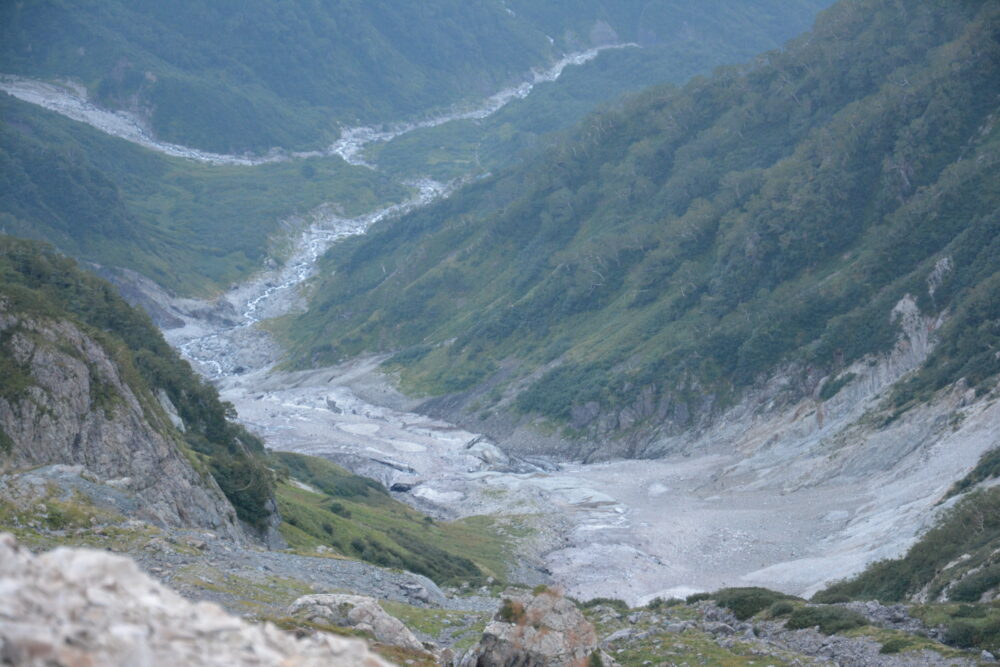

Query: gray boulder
left=459, top=589, right=608, bottom=667
left=0, top=534, right=390, bottom=666
left=289, top=593, right=425, bottom=652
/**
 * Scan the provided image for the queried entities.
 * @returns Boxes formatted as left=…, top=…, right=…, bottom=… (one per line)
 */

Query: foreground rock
left=0, top=534, right=391, bottom=666
left=459, top=588, right=607, bottom=667
left=289, top=594, right=425, bottom=652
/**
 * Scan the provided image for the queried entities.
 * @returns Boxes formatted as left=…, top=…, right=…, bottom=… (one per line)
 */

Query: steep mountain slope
left=281, top=0, right=1000, bottom=456
left=355, top=0, right=836, bottom=179
left=0, top=0, right=553, bottom=153
left=506, top=0, right=831, bottom=53
left=0, top=236, right=276, bottom=531
left=0, top=1, right=832, bottom=154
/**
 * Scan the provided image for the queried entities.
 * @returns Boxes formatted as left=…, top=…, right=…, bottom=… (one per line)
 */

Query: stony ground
left=3, top=467, right=992, bottom=666
left=584, top=600, right=988, bottom=667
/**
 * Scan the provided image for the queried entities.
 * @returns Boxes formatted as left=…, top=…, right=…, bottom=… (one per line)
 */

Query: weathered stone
left=400, top=582, right=431, bottom=604
left=603, top=628, right=634, bottom=644
left=459, top=589, right=606, bottom=667
left=0, top=534, right=390, bottom=666
left=703, top=622, right=735, bottom=636
left=289, top=593, right=425, bottom=652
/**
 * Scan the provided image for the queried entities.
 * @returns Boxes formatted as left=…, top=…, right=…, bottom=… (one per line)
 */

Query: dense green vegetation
left=504, top=0, right=831, bottom=50
left=784, top=606, right=868, bottom=634
left=0, top=0, right=560, bottom=152
left=281, top=0, right=1000, bottom=439
left=0, top=1, right=829, bottom=154
left=364, top=0, right=833, bottom=180
left=0, top=236, right=275, bottom=526
left=0, top=95, right=403, bottom=295
left=271, top=451, right=524, bottom=585
left=707, top=587, right=800, bottom=621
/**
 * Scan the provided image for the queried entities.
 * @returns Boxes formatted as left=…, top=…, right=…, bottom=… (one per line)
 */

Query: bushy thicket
left=785, top=606, right=868, bottom=634
left=711, top=587, right=800, bottom=621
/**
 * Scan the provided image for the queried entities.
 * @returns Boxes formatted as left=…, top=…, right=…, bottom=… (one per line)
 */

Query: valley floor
left=213, top=352, right=1000, bottom=606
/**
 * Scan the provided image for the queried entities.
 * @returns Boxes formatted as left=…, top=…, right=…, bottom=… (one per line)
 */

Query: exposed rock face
left=0, top=533, right=391, bottom=667
left=0, top=310, right=243, bottom=541
left=288, top=594, right=425, bottom=653
left=459, top=589, right=603, bottom=667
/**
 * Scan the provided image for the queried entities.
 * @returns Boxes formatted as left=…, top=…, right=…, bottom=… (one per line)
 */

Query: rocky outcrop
left=459, top=589, right=605, bottom=667
left=0, top=533, right=391, bottom=667
left=288, top=594, right=425, bottom=652
left=0, top=309, right=244, bottom=541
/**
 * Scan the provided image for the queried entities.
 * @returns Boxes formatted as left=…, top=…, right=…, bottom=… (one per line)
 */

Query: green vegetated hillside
left=281, top=0, right=1000, bottom=445
left=0, top=236, right=275, bottom=527
left=0, top=0, right=831, bottom=155
left=271, top=452, right=522, bottom=585
left=363, top=0, right=835, bottom=180
left=505, top=0, right=831, bottom=49
left=0, top=0, right=559, bottom=153
left=0, top=95, right=404, bottom=296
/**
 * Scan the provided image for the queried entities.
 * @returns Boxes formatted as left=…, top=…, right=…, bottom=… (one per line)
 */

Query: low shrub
left=498, top=600, right=526, bottom=624
left=580, top=598, right=630, bottom=613
left=954, top=604, right=988, bottom=618
left=945, top=620, right=980, bottom=648
left=785, top=606, right=868, bottom=634
left=949, top=564, right=1000, bottom=602
left=768, top=600, right=795, bottom=617
left=879, top=637, right=913, bottom=654
left=944, top=618, right=1000, bottom=651
left=714, top=588, right=799, bottom=621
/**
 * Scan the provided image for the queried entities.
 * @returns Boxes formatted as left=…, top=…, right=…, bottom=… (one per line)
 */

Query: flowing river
left=1, top=44, right=634, bottom=168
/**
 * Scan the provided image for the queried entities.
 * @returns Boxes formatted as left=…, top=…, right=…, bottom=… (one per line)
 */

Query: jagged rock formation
left=0, top=533, right=391, bottom=667
left=458, top=589, right=606, bottom=667
left=288, top=594, right=425, bottom=653
left=0, top=304, right=244, bottom=542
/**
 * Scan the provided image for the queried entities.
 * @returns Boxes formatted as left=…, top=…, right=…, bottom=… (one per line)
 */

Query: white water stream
left=328, top=44, right=636, bottom=167
left=0, top=75, right=285, bottom=166
left=1, top=44, right=635, bottom=169
left=172, top=178, right=451, bottom=378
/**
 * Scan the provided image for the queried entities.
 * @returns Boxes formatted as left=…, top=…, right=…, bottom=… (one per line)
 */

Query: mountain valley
left=2, top=1, right=1000, bottom=665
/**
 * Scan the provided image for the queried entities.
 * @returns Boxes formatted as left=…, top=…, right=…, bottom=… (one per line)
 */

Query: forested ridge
left=1, top=0, right=830, bottom=154
left=0, top=0, right=552, bottom=153
left=282, top=0, right=1000, bottom=440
